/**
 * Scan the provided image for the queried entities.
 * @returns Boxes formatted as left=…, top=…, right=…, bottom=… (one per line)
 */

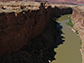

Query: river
left=52, top=14, right=82, bottom=63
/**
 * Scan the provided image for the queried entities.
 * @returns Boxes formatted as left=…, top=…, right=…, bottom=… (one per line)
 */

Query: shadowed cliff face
left=0, top=3, right=52, bottom=58
left=0, top=2, right=73, bottom=62
left=0, top=17, right=65, bottom=63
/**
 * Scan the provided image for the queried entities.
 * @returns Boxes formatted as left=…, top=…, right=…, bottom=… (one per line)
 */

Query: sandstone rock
left=72, top=7, right=84, bottom=63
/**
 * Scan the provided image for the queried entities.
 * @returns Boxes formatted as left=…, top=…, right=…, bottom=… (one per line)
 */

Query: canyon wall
left=0, top=3, right=84, bottom=63
left=72, top=6, right=84, bottom=63
left=0, top=3, right=73, bottom=63
left=0, top=3, right=51, bottom=58
left=0, top=2, right=72, bottom=60
left=0, top=18, right=59, bottom=63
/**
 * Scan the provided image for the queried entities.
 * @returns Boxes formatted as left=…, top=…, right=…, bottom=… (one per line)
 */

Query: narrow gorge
left=0, top=1, right=83, bottom=63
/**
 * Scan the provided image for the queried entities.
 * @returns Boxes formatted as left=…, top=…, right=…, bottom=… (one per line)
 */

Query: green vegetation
left=76, top=30, right=79, bottom=34
left=80, top=40, right=82, bottom=45
left=53, top=17, right=57, bottom=21
left=60, top=15, right=63, bottom=17
left=66, top=16, right=74, bottom=27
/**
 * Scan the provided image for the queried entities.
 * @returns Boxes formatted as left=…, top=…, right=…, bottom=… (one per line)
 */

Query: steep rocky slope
left=0, top=1, right=72, bottom=63
left=71, top=6, right=84, bottom=63
left=0, top=18, right=59, bottom=63
left=0, top=2, right=51, bottom=58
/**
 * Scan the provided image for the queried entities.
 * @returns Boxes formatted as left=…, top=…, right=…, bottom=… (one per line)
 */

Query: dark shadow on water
left=0, top=20, right=65, bottom=63
left=55, top=22, right=65, bottom=46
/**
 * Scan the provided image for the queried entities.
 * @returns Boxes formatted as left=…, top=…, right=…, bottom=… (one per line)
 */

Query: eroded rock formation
left=72, top=6, right=84, bottom=63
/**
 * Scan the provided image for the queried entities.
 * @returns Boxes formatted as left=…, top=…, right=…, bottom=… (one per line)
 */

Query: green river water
left=52, top=14, right=82, bottom=63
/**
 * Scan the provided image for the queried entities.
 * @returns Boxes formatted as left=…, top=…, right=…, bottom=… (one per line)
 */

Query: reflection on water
left=52, top=14, right=82, bottom=63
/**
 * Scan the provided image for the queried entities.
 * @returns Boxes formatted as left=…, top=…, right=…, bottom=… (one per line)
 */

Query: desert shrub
left=53, top=17, right=57, bottom=21
left=80, top=40, right=82, bottom=45
left=66, top=16, right=74, bottom=27
left=76, top=30, right=79, bottom=34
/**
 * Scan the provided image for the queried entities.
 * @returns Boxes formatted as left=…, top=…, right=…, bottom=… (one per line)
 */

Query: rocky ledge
left=0, top=1, right=50, bottom=13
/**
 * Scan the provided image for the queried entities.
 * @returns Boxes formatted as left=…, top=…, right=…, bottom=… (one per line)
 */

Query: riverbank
left=52, top=14, right=82, bottom=63
left=66, top=17, right=82, bottom=49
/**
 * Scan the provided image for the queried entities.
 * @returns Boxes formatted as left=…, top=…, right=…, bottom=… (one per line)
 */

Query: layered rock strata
left=72, top=6, right=84, bottom=63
